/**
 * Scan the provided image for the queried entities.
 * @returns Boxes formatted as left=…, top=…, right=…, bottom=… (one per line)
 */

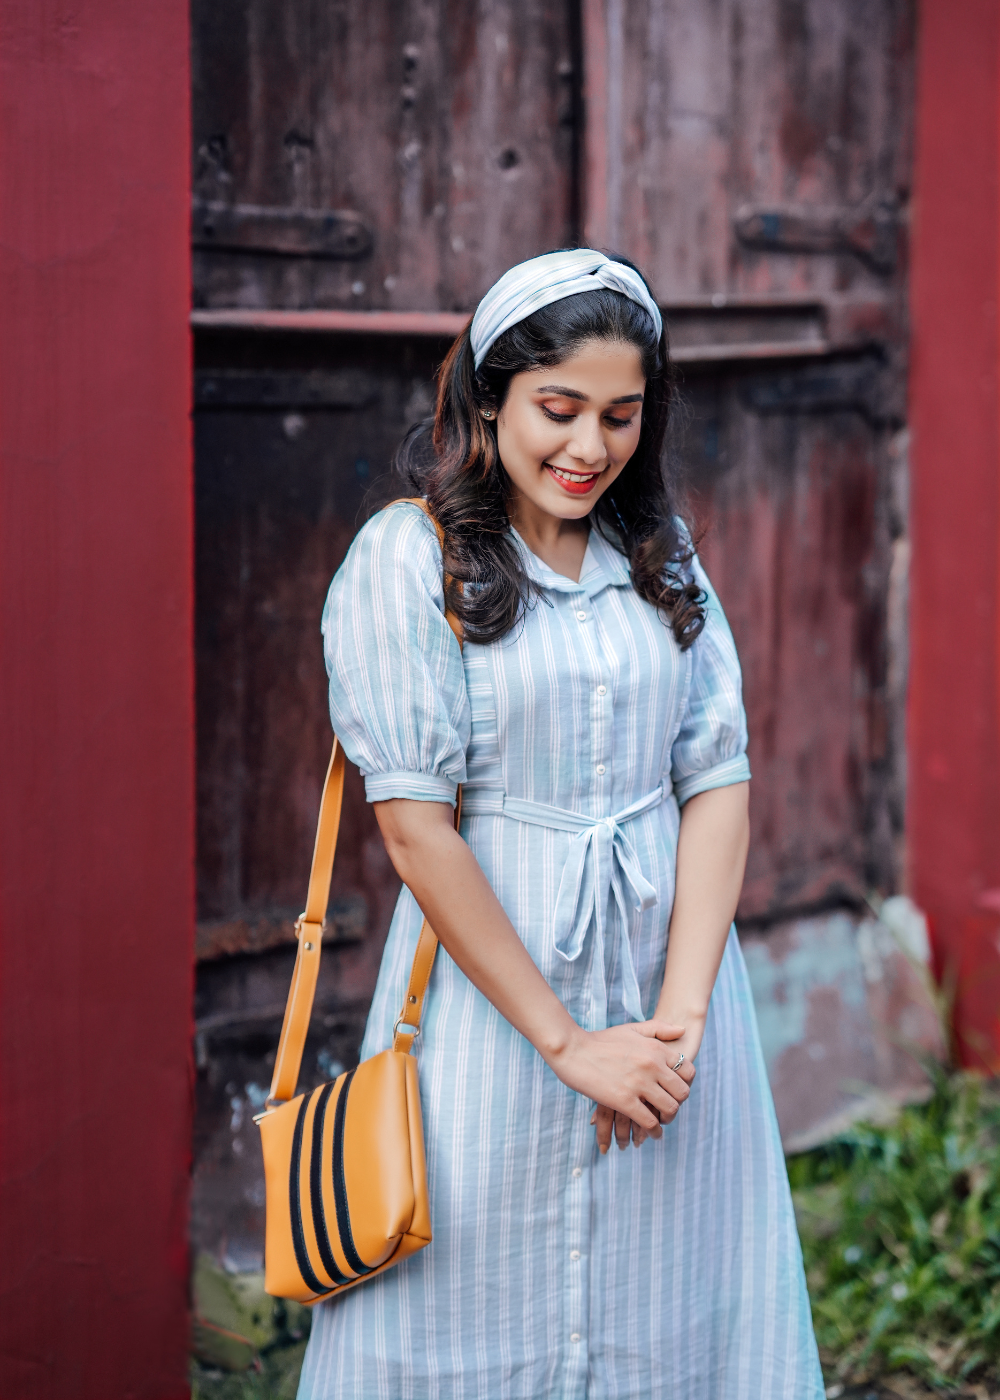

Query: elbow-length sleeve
left=670, top=554, right=752, bottom=806
left=320, top=502, right=470, bottom=806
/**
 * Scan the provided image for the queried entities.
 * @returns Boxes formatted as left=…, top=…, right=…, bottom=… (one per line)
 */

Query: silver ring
left=672, top=1053, right=685, bottom=1071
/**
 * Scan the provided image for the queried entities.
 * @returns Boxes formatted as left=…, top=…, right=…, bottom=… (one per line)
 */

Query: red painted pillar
left=0, top=3, right=193, bottom=1396
left=909, top=0, right=1000, bottom=1069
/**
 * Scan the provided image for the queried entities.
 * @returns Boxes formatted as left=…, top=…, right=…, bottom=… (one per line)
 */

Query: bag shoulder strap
left=267, top=497, right=463, bottom=1106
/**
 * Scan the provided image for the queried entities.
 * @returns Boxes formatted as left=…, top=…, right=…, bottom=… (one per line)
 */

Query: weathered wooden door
left=191, top=0, right=921, bottom=1265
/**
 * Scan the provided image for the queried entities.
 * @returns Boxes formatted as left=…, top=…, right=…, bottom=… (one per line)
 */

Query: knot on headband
left=469, top=249, right=663, bottom=370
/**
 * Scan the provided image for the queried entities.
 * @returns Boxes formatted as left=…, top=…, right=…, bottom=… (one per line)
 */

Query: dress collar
left=510, top=523, right=632, bottom=599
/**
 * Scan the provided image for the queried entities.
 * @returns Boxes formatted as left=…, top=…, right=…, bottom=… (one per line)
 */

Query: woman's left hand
left=590, top=1019, right=703, bottom=1152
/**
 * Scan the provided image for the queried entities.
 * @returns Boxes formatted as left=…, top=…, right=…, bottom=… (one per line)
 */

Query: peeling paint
left=740, top=909, right=945, bottom=1152
left=742, top=912, right=868, bottom=1067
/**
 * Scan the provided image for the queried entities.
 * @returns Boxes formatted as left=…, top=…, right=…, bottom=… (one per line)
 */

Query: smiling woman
left=298, top=250, right=823, bottom=1400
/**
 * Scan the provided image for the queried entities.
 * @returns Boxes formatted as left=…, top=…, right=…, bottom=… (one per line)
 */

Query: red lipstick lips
left=545, top=463, right=602, bottom=496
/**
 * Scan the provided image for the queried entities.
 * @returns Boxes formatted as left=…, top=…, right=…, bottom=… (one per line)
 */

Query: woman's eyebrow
left=533, top=385, right=644, bottom=405
left=535, top=384, right=588, bottom=400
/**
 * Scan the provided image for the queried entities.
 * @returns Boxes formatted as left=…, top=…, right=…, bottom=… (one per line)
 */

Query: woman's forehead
left=518, top=341, right=646, bottom=394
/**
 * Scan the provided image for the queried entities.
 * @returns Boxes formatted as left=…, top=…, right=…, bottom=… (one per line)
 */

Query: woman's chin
left=538, top=489, right=599, bottom=520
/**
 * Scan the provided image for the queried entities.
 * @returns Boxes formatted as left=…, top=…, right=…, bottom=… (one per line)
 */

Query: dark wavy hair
left=393, top=253, right=705, bottom=649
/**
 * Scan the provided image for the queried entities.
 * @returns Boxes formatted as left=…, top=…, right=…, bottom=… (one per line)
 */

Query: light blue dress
left=299, top=501, right=823, bottom=1400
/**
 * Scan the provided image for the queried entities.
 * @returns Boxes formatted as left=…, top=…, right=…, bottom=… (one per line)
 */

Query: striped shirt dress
left=299, top=500, right=824, bottom=1400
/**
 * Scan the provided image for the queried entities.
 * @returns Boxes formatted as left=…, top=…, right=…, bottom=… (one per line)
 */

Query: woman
left=299, top=250, right=823, bottom=1399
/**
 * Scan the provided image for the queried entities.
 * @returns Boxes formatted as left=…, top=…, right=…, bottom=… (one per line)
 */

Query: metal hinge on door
left=192, top=198, right=373, bottom=259
left=734, top=195, right=900, bottom=273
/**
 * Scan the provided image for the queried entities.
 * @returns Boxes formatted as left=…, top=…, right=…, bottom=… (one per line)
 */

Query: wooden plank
left=583, top=0, right=914, bottom=301
left=195, top=893, right=368, bottom=962
left=191, top=0, right=576, bottom=312
left=193, top=335, right=444, bottom=943
left=671, top=340, right=830, bottom=364
left=192, top=307, right=470, bottom=335
left=681, top=369, right=898, bottom=923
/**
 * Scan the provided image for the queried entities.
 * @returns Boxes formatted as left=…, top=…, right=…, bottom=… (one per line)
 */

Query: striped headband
left=469, top=249, right=663, bottom=370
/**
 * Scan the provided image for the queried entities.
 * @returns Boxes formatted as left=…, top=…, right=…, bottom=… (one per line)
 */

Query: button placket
left=563, top=1100, right=591, bottom=1394
left=579, top=596, right=610, bottom=788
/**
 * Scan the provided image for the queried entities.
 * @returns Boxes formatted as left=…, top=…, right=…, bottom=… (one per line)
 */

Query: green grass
left=790, top=1070, right=1000, bottom=1391
left=190, top=1339, right=308, bottom=1400
left=189, top=1258, right=311, bottom=1400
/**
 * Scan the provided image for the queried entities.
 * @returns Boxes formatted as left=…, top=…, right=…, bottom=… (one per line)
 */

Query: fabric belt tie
left=464, top=784, right=667, bottom=1028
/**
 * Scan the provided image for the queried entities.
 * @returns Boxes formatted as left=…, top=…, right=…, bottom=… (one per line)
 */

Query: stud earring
left=480, top=408, right=496, bottom=421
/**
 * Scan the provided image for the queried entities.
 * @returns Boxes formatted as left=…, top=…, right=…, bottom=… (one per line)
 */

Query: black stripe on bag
left=332, top=1067, right=374, bottom=1276
left=289, top=1093, right=333, bottom=1297
left=309, top=1079, right=350, bottom=1286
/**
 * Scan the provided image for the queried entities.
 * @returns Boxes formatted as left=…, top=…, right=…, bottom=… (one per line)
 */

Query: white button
left=570, top=1250, right=581, bottom=1261
left=570, top=1332, right=581, bottom=1343
left=576, top=610, right=587, bottom=621
left=596, top=764, right=606, bottom=775
left=572, top=1166, right=583, bottom=1178
left=597, top=685, right=606, bottom=695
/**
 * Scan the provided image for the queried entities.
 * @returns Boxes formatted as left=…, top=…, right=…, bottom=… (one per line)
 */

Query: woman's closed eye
left=540, top=404, right=635, bottom=430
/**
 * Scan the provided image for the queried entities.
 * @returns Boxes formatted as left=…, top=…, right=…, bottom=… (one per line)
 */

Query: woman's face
left=495, top=339, right=645, bottom=524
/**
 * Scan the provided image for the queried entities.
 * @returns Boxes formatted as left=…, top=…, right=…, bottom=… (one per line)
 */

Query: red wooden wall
left=909, top=0, right=1000, bottom=1069
left=0, top=2, right=193, bottom=1396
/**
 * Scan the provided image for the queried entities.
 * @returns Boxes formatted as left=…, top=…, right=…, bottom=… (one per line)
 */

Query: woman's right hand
left=542, top=1019, right=692, bottom=1140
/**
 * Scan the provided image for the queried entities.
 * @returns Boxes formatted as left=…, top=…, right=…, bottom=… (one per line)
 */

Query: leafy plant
left=790, top=1070, right=1000, bottom=1390
left=190, top=1341, right=307, bottom=1400
left=190, top=1255, right=311, bottom=1399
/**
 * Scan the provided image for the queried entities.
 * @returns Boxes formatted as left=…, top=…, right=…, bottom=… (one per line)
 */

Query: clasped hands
left=546, top=1017, right=700, bottom=1155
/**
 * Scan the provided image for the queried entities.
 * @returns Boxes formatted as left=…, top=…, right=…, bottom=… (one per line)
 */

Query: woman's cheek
left=529, top=428, right=562, bottom=463
left=618, top=428, right=642, bottom=464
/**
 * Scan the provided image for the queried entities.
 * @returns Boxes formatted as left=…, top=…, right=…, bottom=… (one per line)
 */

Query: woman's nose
left=567, top=414, right=608, bottom=466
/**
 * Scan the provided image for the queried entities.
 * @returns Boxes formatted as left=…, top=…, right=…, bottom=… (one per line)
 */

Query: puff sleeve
left=321, top=502, right=470, bottom=806
left=670, top=554, right=751, bottom=806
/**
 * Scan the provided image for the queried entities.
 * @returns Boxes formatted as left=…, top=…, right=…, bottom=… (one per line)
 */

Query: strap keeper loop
left=295, top=915, right=325, bottom=952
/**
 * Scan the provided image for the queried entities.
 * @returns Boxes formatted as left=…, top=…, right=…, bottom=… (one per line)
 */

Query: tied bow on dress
left=465, top=785, right=668, bottom=1029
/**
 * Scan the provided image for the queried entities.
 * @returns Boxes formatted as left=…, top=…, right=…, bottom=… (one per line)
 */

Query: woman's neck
left=509, top=491, right=590, bottom=583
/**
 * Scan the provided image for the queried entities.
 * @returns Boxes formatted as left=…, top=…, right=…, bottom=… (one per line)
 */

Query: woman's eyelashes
left=539, top=404, right=635, bottom=430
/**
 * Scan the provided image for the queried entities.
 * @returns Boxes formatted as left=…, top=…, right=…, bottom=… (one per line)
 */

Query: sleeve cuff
left=363, top=770, right=459, bottom=806
left=673, top=755, right=751, bottom=807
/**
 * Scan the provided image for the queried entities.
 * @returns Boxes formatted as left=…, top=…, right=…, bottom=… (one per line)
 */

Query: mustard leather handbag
left=254, top=499, right=461, bottom=1304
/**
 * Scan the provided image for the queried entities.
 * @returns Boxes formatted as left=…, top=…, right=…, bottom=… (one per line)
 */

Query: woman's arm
left=374, top=798, right=693, bottom=1142
left=657, top=779, right=750, bottom=1031
left=594, top=780, right=750, bottom=1151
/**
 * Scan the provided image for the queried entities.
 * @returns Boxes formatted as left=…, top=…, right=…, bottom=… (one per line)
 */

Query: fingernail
left=600, top=1144, right=608, bottom=1155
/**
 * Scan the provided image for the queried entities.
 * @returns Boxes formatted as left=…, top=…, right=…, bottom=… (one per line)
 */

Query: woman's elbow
left=373, top=798, right=454, bottom=875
